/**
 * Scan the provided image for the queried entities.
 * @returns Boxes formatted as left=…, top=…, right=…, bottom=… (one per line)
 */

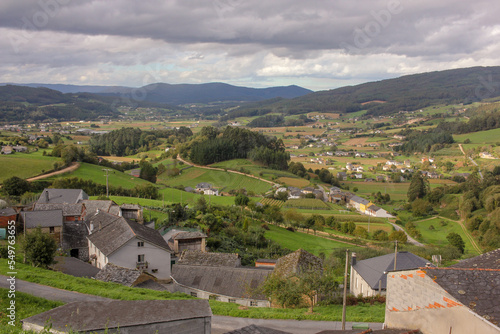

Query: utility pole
left=102, top=169, right=112, bottom=198
left=394, top=240, right=398, bottom=271
left=342, top=249, right=349, bottom=330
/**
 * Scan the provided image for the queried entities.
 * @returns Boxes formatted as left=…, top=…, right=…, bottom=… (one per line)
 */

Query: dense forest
left=396, top=129, right=454, bottom=153
left=89, top=127, right=192, bottom=156
left=188, top=126, right=290, bottom=169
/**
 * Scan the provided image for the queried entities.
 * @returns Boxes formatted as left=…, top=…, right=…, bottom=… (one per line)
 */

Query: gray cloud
left=0, top=0, right=499, bottom=90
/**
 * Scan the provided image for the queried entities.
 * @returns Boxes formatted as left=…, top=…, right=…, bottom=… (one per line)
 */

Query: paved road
left=211, top=315, right=383, bottom=334
left=388, top=222, right=424, bottom=247
left=0, top=274, right=109, bottom=303
left=1, top=275, right=383, bottom=333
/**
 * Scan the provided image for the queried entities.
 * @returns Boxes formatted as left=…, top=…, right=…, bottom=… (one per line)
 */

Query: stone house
left=87, top=212, right=172, bottom=280
left=22, top=210, right=63, bottom=245
left=351, top=252, right=431, bottom=297
left=22, top=300, right=212, bottom=333
left=163, top=230, right=207, bottom=255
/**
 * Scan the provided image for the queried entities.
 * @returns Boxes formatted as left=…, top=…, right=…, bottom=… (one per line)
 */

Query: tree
left=235, top=194, right=250, bottom=207
left=373, top=229, right=389, bottom=241
left=407, top=173, right=428, bottom=202
left=139, top=160, right=157, bottom=183
left=261, top=274, right=303, bottom=308
left=411, top=198, right=433, bottom=217
left=3, top=176, right=30, bottom=197
left=389, top=230, right=408, bottom=243
left=22, top=227, right=57, bottom=268
left=447, top=232, right=465, bottom=254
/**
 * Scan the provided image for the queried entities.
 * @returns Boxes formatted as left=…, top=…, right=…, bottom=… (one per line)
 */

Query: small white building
left=87, top=212, right=172, bottom=280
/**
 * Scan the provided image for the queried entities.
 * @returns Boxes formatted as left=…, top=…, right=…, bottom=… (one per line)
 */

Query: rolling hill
left=230, top=66, right=500, bottom=117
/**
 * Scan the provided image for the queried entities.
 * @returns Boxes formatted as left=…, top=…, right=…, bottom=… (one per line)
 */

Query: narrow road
left=26, top=162, right=81, bottom=182
left=177, top=156, right=279, bottom=187
left=1, top=275, right=383, bottom=334
left=388, top=221, right=424, bottom=247
left=458, top=144, right=483, bottom=180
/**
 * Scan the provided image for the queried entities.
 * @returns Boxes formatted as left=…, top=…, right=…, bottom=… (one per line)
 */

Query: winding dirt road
left=26, top=162, right=81, bottom=182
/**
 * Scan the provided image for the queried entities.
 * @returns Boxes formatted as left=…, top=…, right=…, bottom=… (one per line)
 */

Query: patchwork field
left=277, top=177, right=310, bottom=188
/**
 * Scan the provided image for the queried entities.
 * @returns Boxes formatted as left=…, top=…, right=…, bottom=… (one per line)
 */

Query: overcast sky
left=1, top=0, right=499, bottom=91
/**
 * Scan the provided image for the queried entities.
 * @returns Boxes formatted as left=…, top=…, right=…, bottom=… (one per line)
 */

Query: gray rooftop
left=425, top=267, right=500, bottom=326
left=37, top=188, right=88, bottom=204
left=172, top=264, right=270, bottom=300
left=353, top=252, right=431, bottom=290
left=34, top=203, right=84, bottom=216
left=178, top=250, right=240, bottom=267
left=173, top=231, right=207, bottom=240
left=88, top=212, right=171, bottom=256
left=0, top=207, right=16, bottom=216
left=22, top=300, right=212, bottom=332
left=451, top=248, right=500, bottom=269
left=80, top=200, right=119, bottom=216
left=23, top=210, right=63, bottom=228
left=349, top=195, right=371, bottom=205
left=95, top=263, right=153, bottom=287
left=50, top=256, right=100, bottom=278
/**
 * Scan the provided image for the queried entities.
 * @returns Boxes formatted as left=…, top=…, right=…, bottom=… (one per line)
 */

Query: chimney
left=90, top=223, right=94, bottom=233
left=351, top=252, right=357, bottom=266
left=45, top=190, right=49, bottom=202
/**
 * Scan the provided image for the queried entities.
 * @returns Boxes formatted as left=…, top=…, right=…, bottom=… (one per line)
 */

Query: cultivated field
left=0, top=151, right=60, bottom=182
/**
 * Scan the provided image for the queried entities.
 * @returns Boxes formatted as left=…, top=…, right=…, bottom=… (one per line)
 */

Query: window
left=250, top=301, right=258, bottom=307
left=152, top=269, right=158, bottom=273
left=137, top=241, right=144, bottom=247
left=138, top=254, right=145, bottom=263
left=228, top=299, right=236, bottom=303
left=190, top=292, right=197, bottom=297
left=49, top=227, right=55, bottom=233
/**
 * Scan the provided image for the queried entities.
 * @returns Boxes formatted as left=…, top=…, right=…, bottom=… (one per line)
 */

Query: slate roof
left=120, top=203, right=141, bottom=210
left=87, top=213, right=171, bottom=256
left=95, top=263, right=153, bottom=287
left=353, top=252, right=431, bottom=290
left=273, top=249, right=322, bottom=278
left=366, top=204, right=382, bottom=212
left=37, top=188, right=88, bottom=204
left=22, top=300, right=212, bottom=332
left=80, top=200, right=120, bottom=217
left=172, top=264, right=270, bottom=300
left=178, top=250, right=240, bottom=267
left=34, top=203, right=84, bottom=216
left=0, top=207, right=16, bottom=216
left=350, top=195, right=370, bottom=205
left=225, top=324, right=291, bottom=334
left=62, top=221, right=88, bottom=249
left=23, top=210, right=63, bottom=228
left=173, top=231, right=207, bottom=240
left=87, top=211, right=121, bottom=230
left=424, top=267, right=500, bottom=326
left=451, top=248, right=500, bottom=269
left=196, top=182, right=212, bottom=189
left=50, top=256, right=100, bottom=278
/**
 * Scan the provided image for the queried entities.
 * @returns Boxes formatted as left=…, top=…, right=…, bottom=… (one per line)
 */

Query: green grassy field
left=341, top=181, right=410, bottom=201
left=158, top=166, right=272, bottom=194
left=264, top=224, right=359, bottom=255
left=211, top=159, right=303, bottom=184
left=0, top=151, right=60, bottom=182
left=413, top=217, right=479, bottom=255
left=454, top=127, right=500, bottom=144
left=46, top=162, right=152, bottom=189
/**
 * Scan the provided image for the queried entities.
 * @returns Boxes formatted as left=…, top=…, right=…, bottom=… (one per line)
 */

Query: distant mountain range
left=0, top=82, right=313, bottom=105
left=230, top=66, right=500, bottom=117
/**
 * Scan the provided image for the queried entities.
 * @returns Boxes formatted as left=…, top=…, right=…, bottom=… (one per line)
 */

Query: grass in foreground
left=0, top=259, right=384, bottom=324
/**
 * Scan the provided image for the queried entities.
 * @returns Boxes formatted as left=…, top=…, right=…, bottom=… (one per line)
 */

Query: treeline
left=188, top=126, right=289, bottom=170
left=246, top=114, right=314, bottom=127
left=89, top=127, right=192, bottom=156
left=396, top=129, right=454, bottom=153
left=437, top=109, right=500, bottom=134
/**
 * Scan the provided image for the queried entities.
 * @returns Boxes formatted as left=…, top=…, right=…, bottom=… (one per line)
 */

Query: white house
left=87, top=212, right=172, bottom=280
left=195, top=182, right=219, bottom=196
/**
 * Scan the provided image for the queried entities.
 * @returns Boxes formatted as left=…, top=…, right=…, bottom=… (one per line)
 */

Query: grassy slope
left=413, top=217, right=479, bottom=255
left=0, top=151, right=60, bottom=182
left=0, top=259, right=384, bottom=323
left=158, top=166, right=272, bottom=194
left=454, top=127, right=500, bottom=144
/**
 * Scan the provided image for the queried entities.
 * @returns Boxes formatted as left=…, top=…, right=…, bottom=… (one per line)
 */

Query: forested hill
left=230, top=66, right=500, bottom=117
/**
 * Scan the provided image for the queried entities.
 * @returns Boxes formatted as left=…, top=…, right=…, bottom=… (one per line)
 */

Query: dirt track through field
left=177, top=157, right=279, bottom=187
left=26, top=162, right=80, bottom=182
